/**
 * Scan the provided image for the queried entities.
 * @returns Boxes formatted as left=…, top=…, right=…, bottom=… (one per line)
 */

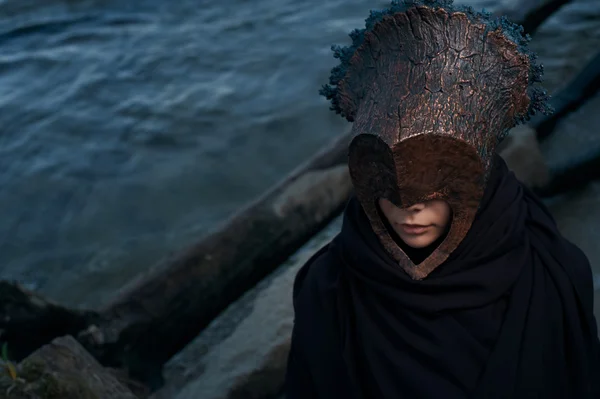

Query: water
left=0, top=0, right=598, bottom=308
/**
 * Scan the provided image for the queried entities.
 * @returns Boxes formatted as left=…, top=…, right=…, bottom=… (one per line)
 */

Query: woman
left=285, top=0, right=600, bottom=398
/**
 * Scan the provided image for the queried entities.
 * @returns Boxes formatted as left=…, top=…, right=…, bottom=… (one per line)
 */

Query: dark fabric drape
left=286, top=155, right=600, bottom=398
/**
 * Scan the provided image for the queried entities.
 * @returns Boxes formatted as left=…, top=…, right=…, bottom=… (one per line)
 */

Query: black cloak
left=285, top=155, right=600, bottom=398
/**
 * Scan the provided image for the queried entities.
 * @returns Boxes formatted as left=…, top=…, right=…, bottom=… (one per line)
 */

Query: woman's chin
left=400, top=233, right=438, bottom=249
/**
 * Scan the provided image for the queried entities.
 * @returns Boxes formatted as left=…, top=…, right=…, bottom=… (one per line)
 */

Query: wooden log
left=0, top=336, right=138, bottom=399
left=81, top=130, right=355, bottom=386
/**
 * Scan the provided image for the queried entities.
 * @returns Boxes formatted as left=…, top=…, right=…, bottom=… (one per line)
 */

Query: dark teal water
left=0, top=0, right=598, bottom=307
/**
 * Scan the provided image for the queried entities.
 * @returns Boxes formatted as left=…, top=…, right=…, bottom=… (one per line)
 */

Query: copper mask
left=321, top=0, right=550, bottom=279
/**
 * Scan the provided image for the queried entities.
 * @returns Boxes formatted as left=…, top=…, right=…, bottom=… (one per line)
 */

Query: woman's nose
left=406, top=203, right=425, bottom=212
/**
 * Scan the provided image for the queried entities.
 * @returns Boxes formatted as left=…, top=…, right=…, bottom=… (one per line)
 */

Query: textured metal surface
left=343, top=5, right=533, bottom=279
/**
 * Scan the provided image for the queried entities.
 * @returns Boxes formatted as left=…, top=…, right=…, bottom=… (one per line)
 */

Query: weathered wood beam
left=83, top=130, right=355, bottom=385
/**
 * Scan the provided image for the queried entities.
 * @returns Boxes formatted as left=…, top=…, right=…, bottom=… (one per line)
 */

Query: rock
left=527, top=0, right=600, bottom=95
left=499, top=125, right=550, bottom=188
left=538, top=91, right=600, bottom=195
left=533, top=51, right=600, bottom=140
left=508, top=0, right=600, bottom=196
left=0, top=335, right=137, bottom=399
left=545, top=181, right=600, bottom=325
left=540, top=78, right=600, bottom=172
left=495, top=0, right=573, bottom=35
left=0, top=281, right=98, bottom=362
left=155, top=218, right=342, bottom=399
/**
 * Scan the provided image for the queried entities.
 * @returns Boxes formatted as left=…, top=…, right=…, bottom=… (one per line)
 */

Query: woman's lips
left=399, top=223, right=431, bottom=235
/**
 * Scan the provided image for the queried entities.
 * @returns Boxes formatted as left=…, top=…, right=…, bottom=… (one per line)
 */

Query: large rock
left=155, top=218, right=342, bottom=399
left=0, top=335, right=138, bottom=399
left=499, top=125, right=550, bottom=189
left=527, top=0, right=600, bottom=95
left=520, top=0, right=600, bottom=194
left=545, top=181, right=600, bottom=323
left=533, top=93, right=600, bottom=197
left=540, top=90, right=600, bottom=176
left=492, top=0, right=600, bottom=197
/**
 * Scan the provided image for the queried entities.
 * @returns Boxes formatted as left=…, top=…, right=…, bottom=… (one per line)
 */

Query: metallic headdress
left=322, top=0, right=551, bottom=279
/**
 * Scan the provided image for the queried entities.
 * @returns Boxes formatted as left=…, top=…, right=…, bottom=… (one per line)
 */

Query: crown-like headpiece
left=322, top=0, right=551, bottom=279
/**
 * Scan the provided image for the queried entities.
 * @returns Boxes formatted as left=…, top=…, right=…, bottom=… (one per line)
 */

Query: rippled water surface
left=0, top=0, right=598, bottom=307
